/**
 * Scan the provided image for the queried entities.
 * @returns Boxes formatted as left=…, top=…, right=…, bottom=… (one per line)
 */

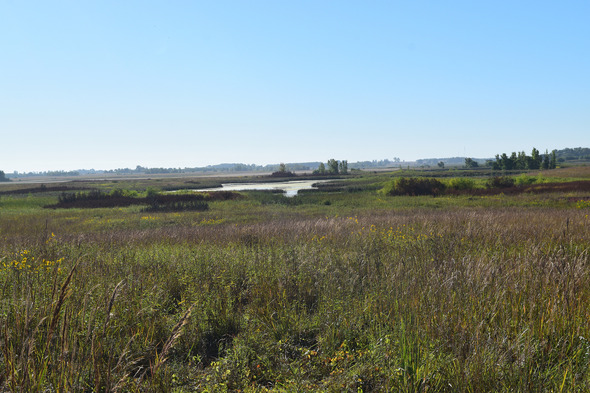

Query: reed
left=1, top=187, right=590, bottom=391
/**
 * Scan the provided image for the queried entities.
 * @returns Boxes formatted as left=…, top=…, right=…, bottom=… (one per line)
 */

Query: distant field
left=1, top=167, right=590, bottom=391
left=1, top=170, right=279, bottom=185
left=532, top=165, right=590, bottom=179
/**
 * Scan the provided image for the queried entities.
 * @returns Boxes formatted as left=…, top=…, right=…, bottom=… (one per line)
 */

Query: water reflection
left=193, top=180, right=329, bottom=197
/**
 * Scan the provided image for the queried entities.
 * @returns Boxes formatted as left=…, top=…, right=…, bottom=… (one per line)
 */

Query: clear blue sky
left=1, top=1, right=588, bottom=172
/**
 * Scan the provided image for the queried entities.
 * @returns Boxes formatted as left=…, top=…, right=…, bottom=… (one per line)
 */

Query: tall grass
left=1, top=197, right=590, bottom=390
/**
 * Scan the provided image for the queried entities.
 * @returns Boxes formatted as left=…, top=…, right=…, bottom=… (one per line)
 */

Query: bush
left=146, top=187, right=160, bottom=198
left=142, top=200, right=209, bottom=212
left=58, top=189, right=110, bottom=204
left=380, top=177, right=446, bottom=196
left=446, top=177, right=475, bottom=191
left=50, top=191, right=217, bottom=209
left=270, top=171, right=296, bottom=178
left=515, top=174, right=537, bottom=186
left=486, top=176, right=515, bottom=189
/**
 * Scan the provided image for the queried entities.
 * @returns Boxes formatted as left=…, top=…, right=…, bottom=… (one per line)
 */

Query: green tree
left=510, top=152, right=518, bottom=169
left=278, top=163, right=287, bottom=173
left=327, top=159, right=339, bottom=174
left=0, top=170, right=9, bottom=182
left=529, top=148, right=541, bottom=170
left=542, top=149, right=550, bottom=170
left=500, top=153, right=515, bottom=170
left=339, top=160, right=348, bottom=174
left=492, top=155, right=502, bottom=170
left=464, top=158, right=479, bottom=168
left=550, top=149, right=557, bottom=169
left=315, top=163, right=326, bottom=175
left=438, top=161, right=445, bottom=168
left=516, top=151, right=527, bottom=170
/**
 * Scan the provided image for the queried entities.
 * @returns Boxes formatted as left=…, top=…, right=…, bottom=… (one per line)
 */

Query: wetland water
left=193, top=179, right=330, bottom=197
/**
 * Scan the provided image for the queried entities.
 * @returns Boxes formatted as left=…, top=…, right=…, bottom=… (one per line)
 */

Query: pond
left=192, top=179, right=330, bottom=197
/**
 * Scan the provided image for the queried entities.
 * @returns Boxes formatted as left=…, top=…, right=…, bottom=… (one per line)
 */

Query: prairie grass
left=1, top=185, right=590, bottom=391
left=533, top=165, right=590, bottom=179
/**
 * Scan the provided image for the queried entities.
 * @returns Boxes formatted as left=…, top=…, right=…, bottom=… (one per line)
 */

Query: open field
left=1, top=168, right=590, bottom=391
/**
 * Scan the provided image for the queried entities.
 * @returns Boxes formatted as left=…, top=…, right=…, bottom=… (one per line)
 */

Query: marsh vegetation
left=1, top=167, right=590, bottom=391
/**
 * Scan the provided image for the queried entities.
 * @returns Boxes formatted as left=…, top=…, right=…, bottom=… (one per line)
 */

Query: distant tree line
left=417, top=157, right=472, bottom=167
left=11, top=148, right=588, bottom=179
left=47, top=170, right=80, bottom=176
left=554, top=147, right=590, bottom=162
left=313, top=159, right=348, bottom=175
left=485, top=148, right=556, bottom=171
left=5, top=170, right=79, bottom=178
left=349, top=158, right=400, bottom=169
left=0, top=171, right=9, bottom=182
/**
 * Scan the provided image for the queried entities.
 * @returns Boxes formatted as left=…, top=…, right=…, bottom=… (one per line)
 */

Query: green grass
left=1, top=172, right=590, bottom=391
left=0, top=194, right=56, bottom=211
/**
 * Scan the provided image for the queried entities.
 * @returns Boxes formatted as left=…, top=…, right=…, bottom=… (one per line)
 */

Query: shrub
left=146, top=187, right=160, bottom=198
left=58, top=189, right=110, bottom=204
left=446, top=177, right=475, bottom=191
left=110, top=188, right=124, bottom=197
left=108, top=188, right=137, bottom=197
left=515, top=174, right=537, bottom=186
left=142, top=200, right=209, bottom=212
left=486, top=176, right=515, bottom=189
left=270, top=171, right=296, bottom=178
left=380, top=177, right=446, bottom=196
left=50, top=191, right=216, bottom=209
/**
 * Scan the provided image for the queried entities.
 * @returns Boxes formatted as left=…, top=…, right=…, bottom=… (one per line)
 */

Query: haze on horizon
left=1, top=1, right=588, bottom=173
